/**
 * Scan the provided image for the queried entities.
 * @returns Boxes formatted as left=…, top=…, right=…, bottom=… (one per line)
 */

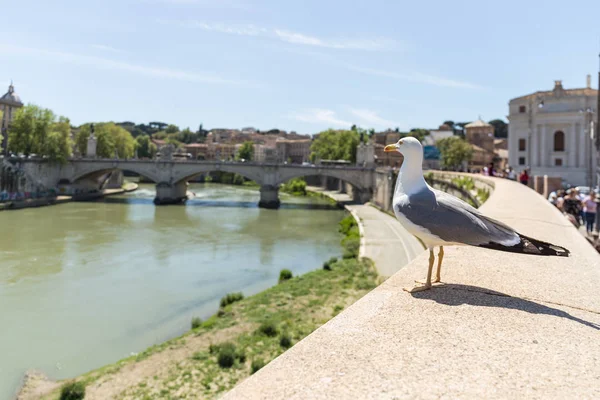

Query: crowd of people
left=548, top=188, right=598, bottom=234
left=479, top=162, right=598, bottom=234
left=481, top=163, right=530, bottom=185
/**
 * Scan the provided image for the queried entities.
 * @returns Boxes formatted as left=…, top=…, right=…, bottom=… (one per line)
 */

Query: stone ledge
left=223, top=177, right=600, bottom=399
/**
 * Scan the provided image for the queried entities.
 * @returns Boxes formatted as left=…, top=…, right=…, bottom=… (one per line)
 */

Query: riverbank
left=0, top=183, right=139, bottom=212
left=17, top=212, right=374, bottom=400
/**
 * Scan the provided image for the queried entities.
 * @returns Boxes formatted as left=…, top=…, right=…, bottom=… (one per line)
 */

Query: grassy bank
left=27, top=214, right=376, bottom=400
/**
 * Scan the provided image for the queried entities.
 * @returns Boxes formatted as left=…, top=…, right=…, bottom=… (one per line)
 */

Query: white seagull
left=384, top=137, right=570, bottom=293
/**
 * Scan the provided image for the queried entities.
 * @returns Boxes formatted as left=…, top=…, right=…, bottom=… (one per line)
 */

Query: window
left=519, top=105, right=526, bottom=113
left=518, top=138, right=526, bottom=151
left=553, top=131, right=565, bottom=152
left=519, top=157, right=526, bottom=166
left=555, top=158, right=563, bottom=166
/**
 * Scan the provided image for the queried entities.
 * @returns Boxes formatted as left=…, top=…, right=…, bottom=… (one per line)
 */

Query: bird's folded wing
left=401, top=189, right=519, bottom=247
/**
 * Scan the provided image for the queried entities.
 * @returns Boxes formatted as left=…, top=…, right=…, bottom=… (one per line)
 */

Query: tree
left=8, top=104, right=71, bottom=162
left=236, top=141, right=254, bottom=161
left=310, top=129, right=361, bottom=163
left=488, top=119, right=508, bottom=138
left=75, top=122, right=136, bottom=158
left=165, top=124, right=179, bottom=134
left=46, top=117, right=72, bottom=163
left=135, top=135, right=157, bottom=159
left=8, top=104, right=54, bottom=156
left=436, top=137, right=472, bottom=169
left=405, top=129, right=429, bottom=143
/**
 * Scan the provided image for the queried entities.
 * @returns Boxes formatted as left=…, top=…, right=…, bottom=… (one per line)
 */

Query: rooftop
left=0, top=83, right=23, bottom=106
left=510, top=79, right=598, bottom=103
left=465, top=119, right=492, bottom=128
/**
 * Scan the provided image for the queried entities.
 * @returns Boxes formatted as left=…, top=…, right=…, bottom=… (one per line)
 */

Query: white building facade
left=508, top=78, right=598, bottom=187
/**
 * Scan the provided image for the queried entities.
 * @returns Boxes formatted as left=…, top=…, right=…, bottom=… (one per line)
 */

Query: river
left=0, top=183, right=345, bottom=399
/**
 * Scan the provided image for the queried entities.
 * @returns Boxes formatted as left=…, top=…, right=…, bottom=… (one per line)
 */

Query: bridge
left=16, top=158, right=376, bottom=208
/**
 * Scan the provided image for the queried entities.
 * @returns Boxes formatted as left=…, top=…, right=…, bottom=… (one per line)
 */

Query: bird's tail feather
left=479, top=233, right=570, bottom=257
left=518, top=233, right=570, bottom=257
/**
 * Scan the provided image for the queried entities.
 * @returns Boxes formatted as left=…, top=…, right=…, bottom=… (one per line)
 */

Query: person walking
left=582, top=191, right=597, bottom=234
left=518, top=169, right=529, bottom=186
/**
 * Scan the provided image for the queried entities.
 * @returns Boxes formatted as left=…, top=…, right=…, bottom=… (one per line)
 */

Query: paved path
left=308, top=187, right=424, bottom=277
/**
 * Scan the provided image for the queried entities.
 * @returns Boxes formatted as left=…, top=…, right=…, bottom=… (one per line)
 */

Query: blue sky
left=1, top=0, right=599, bottom=134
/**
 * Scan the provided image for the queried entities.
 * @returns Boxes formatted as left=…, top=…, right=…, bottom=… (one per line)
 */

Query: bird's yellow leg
left=434, top=246, right=444, bottom=283
left=405, top=250, right=434, bottom=293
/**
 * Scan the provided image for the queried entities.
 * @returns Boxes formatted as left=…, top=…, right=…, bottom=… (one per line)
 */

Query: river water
left=0, top=183, right=345, bottom=398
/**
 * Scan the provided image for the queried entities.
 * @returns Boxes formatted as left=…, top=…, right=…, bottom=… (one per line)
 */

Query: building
left=508, top=77, right=598, bottom=187
left=0, top=82, right=24, bottom=155
left=275, top=137, right=311, bottom=164
left=423, top=124, right=453, bottom=146
left=464, top=119, right=495, bottom=170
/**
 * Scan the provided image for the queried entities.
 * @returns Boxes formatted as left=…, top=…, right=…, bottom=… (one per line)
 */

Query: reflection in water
left=0, top=183, right=344, bottom=399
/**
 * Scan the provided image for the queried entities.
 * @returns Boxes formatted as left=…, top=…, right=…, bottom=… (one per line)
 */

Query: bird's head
left=384, top=137, right=422, bottom=158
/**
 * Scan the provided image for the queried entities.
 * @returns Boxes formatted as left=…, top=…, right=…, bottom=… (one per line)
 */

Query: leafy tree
left=310, top=129, right=361, bottom=163
left=152, top=131, right=167, bottom=140
left=236, top=141, right=254, bottom=161
left=135, top=135, right=157, bottom=158
left=8, top=104, right=55, bottom=156
left=405, top=129, right=429, bottom=143
left=488, top=119, right=508, bottom=138
left=75, top=122, right=136, bottom=158
left=436, top=137, right=472, bottom=169
left=8, top=104, right=72, bottom=162
left=46, top=117, right=72, bottom=163
left=165, top=124, right=179, bottom=134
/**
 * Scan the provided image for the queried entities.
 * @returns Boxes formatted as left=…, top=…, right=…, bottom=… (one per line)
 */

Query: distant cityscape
left=1, top=75, right=599, bottom=189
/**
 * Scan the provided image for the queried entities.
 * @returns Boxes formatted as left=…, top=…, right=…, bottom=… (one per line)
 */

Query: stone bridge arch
left=170, top=163, right=266, bottom=186
left=69, top=161, right=164, bottom=184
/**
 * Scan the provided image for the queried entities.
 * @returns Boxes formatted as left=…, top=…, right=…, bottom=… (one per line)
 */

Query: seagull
left=384, top=137, right=570, bottom=293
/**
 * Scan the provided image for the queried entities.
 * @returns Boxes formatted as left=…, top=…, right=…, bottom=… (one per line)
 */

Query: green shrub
left=191, top=317, right=202, bottom=330
left=280, top=177, right=307, bottom=195
left=232, top=173, right=245, bottom=185
left=220, top=292, right=244, bottom=308
left=279, top=334, right=292, bottom=348
left=59, top=381, right=85, bottom=400
left=251, top=359, right=265, bottom=374
left=323, top=256, right=337, bottom=271
left=217, top=346, right=236, bottom=368
left=338, top=215, right=357, bottom=235
left=342, top=237, right=360, bottom=259
left=257, top=322, right=278, bottom=337
left=279, top=269, right=293, bottom=283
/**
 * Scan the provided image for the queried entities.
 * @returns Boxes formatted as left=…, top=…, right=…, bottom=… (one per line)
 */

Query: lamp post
left=579, top=107, right=595, bottom=188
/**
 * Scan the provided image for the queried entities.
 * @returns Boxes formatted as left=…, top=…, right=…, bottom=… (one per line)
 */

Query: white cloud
left=290, top=109, right=352, bottom=128
left=274, top=30, right=393, bottom=51
left=346, top=65, right=483, bottom=89
left=349, top=109, right=398, bottom=128
left=159, top=19, right=397, bottom=51
left=91, top=44, right=124, bottom=53
left=159, top=20, right=266, bottom=36
left=0, top=44, right=253, bottom=86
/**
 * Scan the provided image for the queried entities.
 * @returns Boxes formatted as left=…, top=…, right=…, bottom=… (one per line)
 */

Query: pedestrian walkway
left=307, top=187, right=424, bottom=277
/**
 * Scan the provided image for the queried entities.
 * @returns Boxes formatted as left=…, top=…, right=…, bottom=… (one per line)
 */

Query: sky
left=1, top=0, right=600, bottom=134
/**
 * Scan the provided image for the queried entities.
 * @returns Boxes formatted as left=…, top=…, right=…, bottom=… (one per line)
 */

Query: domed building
left=0, top=82, right=24, bottom=155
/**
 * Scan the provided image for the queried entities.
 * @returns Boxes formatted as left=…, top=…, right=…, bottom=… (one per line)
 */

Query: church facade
left=508, top=77, right=598, bottom=187
left=0, top=82, right=24, bottom=155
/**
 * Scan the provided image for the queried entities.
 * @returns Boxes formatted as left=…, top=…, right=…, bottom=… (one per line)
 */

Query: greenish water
left=0, top=183, right=344, bottom=399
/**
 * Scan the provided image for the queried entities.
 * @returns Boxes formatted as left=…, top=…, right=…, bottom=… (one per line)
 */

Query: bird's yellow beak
left=384, top=141, right=402, bottom=152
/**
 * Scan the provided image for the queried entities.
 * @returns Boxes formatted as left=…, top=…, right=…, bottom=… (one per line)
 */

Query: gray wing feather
left=396, top=188, right=518, bottom=246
